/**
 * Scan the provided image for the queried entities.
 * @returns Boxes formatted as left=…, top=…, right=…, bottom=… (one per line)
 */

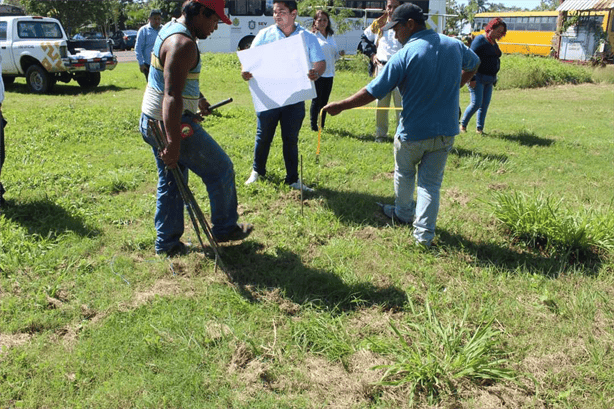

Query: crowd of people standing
left=0, top=0, right=505, bottom=254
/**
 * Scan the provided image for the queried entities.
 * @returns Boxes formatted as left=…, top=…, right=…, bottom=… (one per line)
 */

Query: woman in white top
left=310, top=10, right=344, bottom=131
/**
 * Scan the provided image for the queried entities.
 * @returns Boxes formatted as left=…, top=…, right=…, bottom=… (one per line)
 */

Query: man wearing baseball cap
left=324, top=3, right=480, bottom=248
left=139, top=0, right=253, bottom=256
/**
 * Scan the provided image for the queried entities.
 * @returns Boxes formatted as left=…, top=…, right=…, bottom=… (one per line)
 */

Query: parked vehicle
left=110, top=29, right=137, bottom=51
left=0, top=15, right=117, bottom=93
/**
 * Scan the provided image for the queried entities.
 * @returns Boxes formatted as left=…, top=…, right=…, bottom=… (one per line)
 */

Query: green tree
left=446, top=0, right=469, bottom=35
left=297, top=0, right=357, bottom=34
left=535, top=0, right=558, bottom=11
left=17, top=0, right=120, bottom=35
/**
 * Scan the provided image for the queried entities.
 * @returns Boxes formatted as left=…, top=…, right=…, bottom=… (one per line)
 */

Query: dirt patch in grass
left=446, top=187, right=473, bottom=207
left=0, top=333, right=32, bottom=354
left=488, top=183, right=509, bottom=191
left=461, top=383, right=545, bottom=409
left=353, top=226, right=381, bottom=241
left=243, top=286, right=301, bottom=315
left=121, top=278, right=197, bottom=310
left=373, top=171, right=394, bottom=181
left=296, top=352, right=384, bottom=407
left=227, top=342, right=391, bottom=407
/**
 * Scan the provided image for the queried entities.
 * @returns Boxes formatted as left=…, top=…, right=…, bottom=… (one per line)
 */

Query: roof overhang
left=557, top=0, right=614, bottom=11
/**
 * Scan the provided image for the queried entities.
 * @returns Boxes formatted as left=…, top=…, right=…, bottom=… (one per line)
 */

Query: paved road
left=115, top=50, right=136, bottom=63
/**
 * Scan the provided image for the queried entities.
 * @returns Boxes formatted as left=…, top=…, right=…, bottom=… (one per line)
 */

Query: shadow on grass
left=0, top=198, right=99, bottom=238
left=437, top=229, right=602, bottom=278
left=451, top=146, right=509, bottom=164
left=7, top=83, right=132, bottom=96
left=322, top=126, right=378, bottom=142
left=490, top=130, right=555, bottom=147
left=224, top=241, right=408, bottom=311
left=317, top=186, right=394, bottom=226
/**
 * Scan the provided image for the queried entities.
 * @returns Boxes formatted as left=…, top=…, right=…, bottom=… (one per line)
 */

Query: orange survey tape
left=316, top=107, right=403, bottom=161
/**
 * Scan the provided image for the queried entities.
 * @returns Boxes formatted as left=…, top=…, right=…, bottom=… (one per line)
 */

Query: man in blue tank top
left=139, top=0, right=253, bottom=256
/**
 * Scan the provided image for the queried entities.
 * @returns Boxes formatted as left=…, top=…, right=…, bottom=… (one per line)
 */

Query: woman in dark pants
left=461, top=17, right=506, bottom=134
left=310, top=10, right=344, bottom=131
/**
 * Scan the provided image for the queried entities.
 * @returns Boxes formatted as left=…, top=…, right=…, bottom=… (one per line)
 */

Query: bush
left=497, top=54, right=593, bottom=89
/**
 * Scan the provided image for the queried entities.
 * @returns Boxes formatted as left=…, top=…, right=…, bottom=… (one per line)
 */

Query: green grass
left=0, top=53, right=613, bottom=408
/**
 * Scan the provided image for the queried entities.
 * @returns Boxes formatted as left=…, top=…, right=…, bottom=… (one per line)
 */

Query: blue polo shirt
left=251, top=23, right=325, bottom=64
left=366, top=29, right=480, bottom=141
left=135, top=23, right=160, bottom=66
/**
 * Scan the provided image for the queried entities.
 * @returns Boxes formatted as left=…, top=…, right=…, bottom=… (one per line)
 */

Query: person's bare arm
left=323, top=88, right=376, bottom=116
left=461, top=66, right=479, bottom=88
left=308, top=60, right=326, bottom=81
left=159, top=35, right=198, bottom=168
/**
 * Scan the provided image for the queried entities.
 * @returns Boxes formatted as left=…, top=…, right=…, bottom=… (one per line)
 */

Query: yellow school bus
left=471, top=11, right=614, bottom=59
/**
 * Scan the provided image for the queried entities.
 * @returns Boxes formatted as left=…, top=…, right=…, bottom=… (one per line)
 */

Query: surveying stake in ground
left=138, top=0, right=252, bottom=257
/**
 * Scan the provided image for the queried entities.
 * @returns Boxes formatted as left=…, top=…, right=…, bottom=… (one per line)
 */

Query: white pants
left=375, top=87, right=401, bottom=138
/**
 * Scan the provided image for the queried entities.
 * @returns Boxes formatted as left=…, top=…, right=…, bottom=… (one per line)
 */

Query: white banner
left=237, top=31, right=316, bottom=113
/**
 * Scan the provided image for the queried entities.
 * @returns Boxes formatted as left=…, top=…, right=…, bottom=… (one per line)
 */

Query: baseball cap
left=193, top=0, right=232, bottom=25
left=382, top=3, right=426, bottom=31
left=149, top=9, right=162, bottom=18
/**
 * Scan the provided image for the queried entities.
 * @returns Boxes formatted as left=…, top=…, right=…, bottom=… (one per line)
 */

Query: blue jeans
left=253, top=102, right=305, bottom=185
left=140, top=113, right=238, bottom=253
left=393, top=135, right=454, bottom=246
left=461, top=73, right=496, bottom=131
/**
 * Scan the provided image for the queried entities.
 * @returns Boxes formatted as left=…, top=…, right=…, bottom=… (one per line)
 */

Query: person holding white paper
left=241, top=0, right=325, bottom=192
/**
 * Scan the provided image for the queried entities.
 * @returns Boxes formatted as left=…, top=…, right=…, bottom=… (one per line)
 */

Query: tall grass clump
left=369, top=301, right=516, bottom=405
left=497, top=54, right=592, bottom=89
left=589, top=65, right=614, bottom=84
left=490, top=191, right=614, bottom=257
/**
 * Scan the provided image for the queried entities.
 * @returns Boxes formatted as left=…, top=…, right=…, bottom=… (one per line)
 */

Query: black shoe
left=0, top=182, right=5, bottom=207
left=157, top=242, right=189, bottom=257
left=215, top=223, right=254, bottom=243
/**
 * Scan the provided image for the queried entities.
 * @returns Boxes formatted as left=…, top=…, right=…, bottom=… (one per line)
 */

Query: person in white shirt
left=362, top=0, right=402, bottom=142
left=309, top=10, right=344, bottom=131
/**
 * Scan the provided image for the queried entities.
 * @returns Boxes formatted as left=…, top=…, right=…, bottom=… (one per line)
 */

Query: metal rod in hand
left=208, top=97, right=233, bottom=111
left=147, top=119, right=226, bottom=273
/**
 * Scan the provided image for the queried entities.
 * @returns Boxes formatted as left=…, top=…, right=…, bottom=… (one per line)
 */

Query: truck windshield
left=17, top=21, right=62, bottom=39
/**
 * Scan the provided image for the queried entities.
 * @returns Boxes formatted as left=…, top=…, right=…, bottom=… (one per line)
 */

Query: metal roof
left=557, top=0, right=614, bottom=11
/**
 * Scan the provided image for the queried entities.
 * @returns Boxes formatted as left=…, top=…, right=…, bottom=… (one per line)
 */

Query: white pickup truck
left=0, top=15, right=117, bottom=93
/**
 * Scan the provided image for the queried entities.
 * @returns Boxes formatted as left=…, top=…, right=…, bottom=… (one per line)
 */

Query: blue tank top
left=142, top=19, right=201, bottom=118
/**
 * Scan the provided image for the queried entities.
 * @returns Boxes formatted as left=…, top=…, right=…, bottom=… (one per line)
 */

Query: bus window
left=264, top=0, right=273, bottom=16
left=528, top=16, right=539, bottom=31
left=540, top=16, right=557, bottom=31
left=506, top=17, right=515, bottom=31
left=227, top=0, right=268, bottom=16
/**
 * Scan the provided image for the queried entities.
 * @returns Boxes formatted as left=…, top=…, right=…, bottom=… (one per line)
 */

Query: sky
left=457, top=0, right=545, bottom=9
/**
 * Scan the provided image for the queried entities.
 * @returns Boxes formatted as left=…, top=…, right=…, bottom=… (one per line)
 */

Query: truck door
left=0, top=21, right=17, bottom=74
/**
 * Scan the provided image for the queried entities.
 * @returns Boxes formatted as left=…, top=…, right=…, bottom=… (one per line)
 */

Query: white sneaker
left=245, top=170, right=260, bottom=185
left=289, top=179, right=314, bottom=193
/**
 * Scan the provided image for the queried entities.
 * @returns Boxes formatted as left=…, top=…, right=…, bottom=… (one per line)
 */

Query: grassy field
left=0, top=54, right=613, bottom=408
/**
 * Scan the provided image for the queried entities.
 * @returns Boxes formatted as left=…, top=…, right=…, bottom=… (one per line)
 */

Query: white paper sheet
left=237, top=31, right=316, bottom=113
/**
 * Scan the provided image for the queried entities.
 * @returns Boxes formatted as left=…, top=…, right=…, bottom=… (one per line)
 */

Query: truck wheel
left=77, top=72, right=101, bottom=89
left=238, top=36, right=254, bottom=51
left=25, top=65, right=52, bottom=94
